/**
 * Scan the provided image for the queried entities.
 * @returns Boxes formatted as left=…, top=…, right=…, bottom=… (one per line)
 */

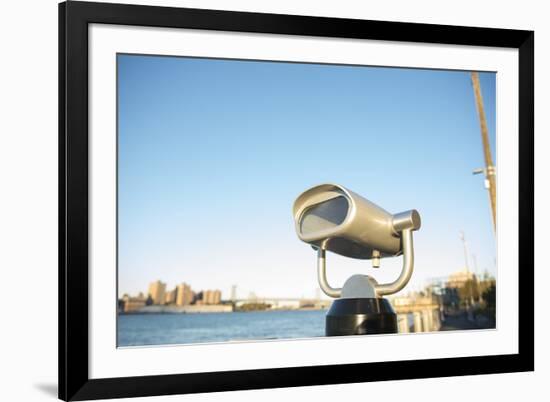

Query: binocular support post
left=375, top=228, right=414, bottom=297
left=321, top=228, right=415, bottom=335
left=316, top=228, right=414, bottom=299
left=317, top=248, right=341, bottom=298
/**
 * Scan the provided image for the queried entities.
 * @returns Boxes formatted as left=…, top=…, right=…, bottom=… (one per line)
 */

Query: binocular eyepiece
left=294, top=183, right=420, bottom=261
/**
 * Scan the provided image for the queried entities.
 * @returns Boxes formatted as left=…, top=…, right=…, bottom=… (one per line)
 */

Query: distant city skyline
left=118, top=54, right=496, bottom=299
left=122, top=279, right=319, bottom=302
left=122, top=264, right=496, bottom=303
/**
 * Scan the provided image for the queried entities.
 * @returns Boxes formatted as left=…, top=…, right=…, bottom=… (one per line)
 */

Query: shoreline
left=119, top=307, right=328, bottom=315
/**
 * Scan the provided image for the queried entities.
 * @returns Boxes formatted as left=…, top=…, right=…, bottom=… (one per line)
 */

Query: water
left=118, top=310, right=327, bottom=347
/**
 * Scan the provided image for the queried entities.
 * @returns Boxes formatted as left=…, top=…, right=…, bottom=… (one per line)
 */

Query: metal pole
left=460, top=231, right=469, bottom=271
left=375, top=228, right=414, bottom=296
left=317, top=248, right=342, bottom=298
left=471, top=72, right=497, bottom=232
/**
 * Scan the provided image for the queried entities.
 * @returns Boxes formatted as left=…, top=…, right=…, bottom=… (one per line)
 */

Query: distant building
left=203, top=290, right=212, bottom=305
left=230, top=285, right=237, bottom=302
left=202, top=289, right=221, bottom=305
left=176, top=282, right=193, bottom=306
left=121, top=294, right=146, bottom=312
left=164, top=288, right=177, bottom=305
left=446, top=268, right=477, bottom=289
left=201, top=290, right=210, bottom=304
left=390, top=292, right=441, bottom=333
left=148, top=280, right=166, bottom=305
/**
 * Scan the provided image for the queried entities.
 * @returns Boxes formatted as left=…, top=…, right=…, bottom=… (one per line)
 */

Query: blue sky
left=118, top=54, right=496, bottom=299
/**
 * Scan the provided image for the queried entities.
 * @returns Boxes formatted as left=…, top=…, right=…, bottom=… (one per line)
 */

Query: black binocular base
left=326, top=298, right=398, bottom=336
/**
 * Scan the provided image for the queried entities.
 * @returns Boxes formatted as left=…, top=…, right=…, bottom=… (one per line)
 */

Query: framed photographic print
left=59, top=1, right=534, bottom=400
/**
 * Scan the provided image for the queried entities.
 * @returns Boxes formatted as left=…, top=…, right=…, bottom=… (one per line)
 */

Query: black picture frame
left=59, top=1, right=534, bottom=400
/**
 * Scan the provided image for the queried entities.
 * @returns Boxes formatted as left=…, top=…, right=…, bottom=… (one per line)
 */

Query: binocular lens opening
left=300, top=196, right=349, bottom=235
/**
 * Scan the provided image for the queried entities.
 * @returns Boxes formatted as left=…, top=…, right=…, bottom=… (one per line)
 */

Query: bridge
left=233, top=297, right=332, bottom=310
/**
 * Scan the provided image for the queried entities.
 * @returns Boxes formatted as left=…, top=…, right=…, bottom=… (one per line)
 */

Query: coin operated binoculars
left=293, top=184, right=421, bottom=336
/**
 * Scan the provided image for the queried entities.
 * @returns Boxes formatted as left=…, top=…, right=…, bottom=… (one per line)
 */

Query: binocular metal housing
left=293, top=183, right=421, bottom=335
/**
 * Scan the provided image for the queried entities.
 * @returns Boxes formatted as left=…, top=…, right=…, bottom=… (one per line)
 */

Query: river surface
left=118, top=310, right=327, bottom=347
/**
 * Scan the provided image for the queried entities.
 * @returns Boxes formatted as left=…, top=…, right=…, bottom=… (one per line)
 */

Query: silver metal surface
left=294, top=184, right=403, bottom=259
left=391, top=210, right=421, bottom=235
left=317, top=248, right=341, bottom=298
left=294, top=183, right=421, bottom=298
left=371, top=250, right=381, bottom=268
left=340, top=274, right=377, bottom=298
left=374, top=228, right=414, bottom=296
